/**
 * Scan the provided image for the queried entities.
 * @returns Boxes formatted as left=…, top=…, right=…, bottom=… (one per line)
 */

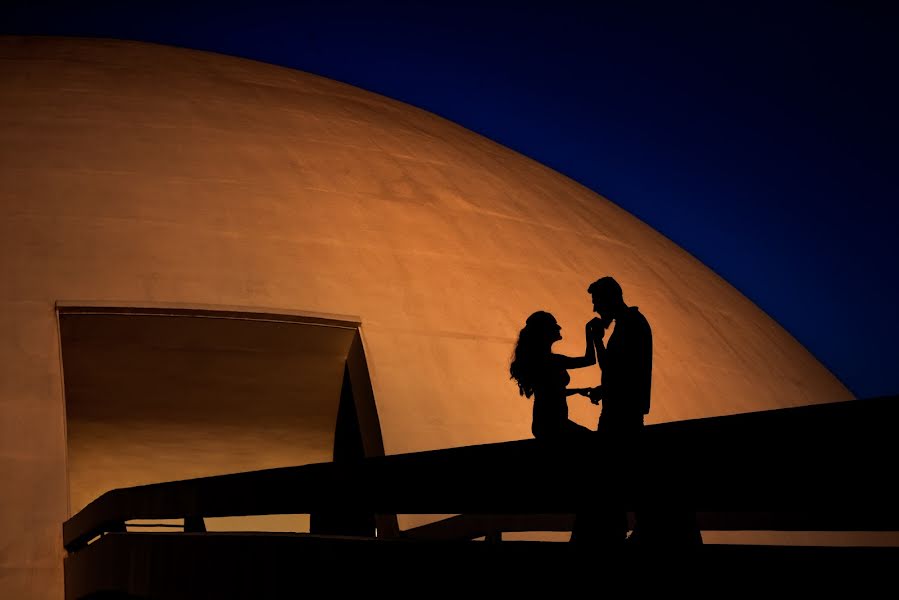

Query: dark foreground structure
left=64, top=396, right=899, bottom=598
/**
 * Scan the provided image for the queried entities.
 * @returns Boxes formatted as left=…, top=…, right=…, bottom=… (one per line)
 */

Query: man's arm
left=618, top=313, right=652, bottom=415
left=591, top=317, right=609, bottom=370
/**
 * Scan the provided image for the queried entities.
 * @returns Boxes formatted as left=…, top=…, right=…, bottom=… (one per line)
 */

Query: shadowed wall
left=0, top=36, right=851, bottom=598
left=60, top=313, right=355, bottom=522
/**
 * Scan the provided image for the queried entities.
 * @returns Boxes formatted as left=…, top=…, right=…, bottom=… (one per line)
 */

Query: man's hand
left=587, top=317, right=610, bottom=340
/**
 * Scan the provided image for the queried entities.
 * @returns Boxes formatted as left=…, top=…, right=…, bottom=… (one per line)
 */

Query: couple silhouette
left=510, top=276, right=650, bottom=443
left=510, top=276, right=699, bottom=547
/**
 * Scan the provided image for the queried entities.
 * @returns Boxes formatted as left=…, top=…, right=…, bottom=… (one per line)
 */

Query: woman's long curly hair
left=509, top=311, right=556, bottom=399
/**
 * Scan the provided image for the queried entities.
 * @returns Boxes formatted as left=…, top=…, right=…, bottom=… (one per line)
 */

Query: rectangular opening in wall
left=58, top=306, right=362, bottom=532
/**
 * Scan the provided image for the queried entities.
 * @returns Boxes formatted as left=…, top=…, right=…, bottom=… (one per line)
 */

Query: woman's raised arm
left=553, top=319, right=599, bottom=369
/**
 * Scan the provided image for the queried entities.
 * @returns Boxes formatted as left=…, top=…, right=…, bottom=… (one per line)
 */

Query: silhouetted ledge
left=64, top=396, right=899, bottom=552
left=62, top=397, right=899, bottom=598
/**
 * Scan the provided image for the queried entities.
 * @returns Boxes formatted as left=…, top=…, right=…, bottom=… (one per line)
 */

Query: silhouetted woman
left=510, top=311, right=597, bottom=442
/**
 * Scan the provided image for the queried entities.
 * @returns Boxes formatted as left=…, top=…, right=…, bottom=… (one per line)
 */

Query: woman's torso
left=531, top=356, right=570, bottom=439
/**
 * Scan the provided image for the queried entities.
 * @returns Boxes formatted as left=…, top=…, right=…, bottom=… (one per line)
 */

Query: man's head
left=587, top=276, right=625, bottom=320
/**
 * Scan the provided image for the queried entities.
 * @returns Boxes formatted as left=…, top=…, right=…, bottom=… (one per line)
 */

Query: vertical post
left=184, top=516, right=206, bottom=533
left=309, top=364, right=376, bottom=536
left=345, top=330, right=400, bottom=539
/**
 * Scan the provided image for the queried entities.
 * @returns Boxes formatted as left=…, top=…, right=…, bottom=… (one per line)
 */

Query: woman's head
left=523, top=311, right=562, bottom=345
left=509, top=311, right=561, bottom=398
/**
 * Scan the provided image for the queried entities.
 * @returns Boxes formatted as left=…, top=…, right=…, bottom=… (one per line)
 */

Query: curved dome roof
left=0, top=36, right=854, bottom=596
left=1, top=36, right=850, bottom=445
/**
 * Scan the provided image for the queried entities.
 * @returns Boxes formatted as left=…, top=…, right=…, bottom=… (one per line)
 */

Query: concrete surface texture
left=0, top=37, right=851, bottom=598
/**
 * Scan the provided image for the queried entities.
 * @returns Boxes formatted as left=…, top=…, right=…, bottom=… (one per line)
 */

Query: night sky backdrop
left=6, top=1, right=897, bottom=398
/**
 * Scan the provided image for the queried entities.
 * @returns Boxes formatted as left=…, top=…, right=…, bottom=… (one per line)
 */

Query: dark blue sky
left=7, top=1, right=898, bottom=398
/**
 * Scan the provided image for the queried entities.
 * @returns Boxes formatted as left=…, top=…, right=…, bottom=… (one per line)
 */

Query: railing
left=64, top=395, right=899, bottom=553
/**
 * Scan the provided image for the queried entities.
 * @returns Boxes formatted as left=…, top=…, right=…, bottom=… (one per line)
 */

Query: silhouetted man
left=569, top=277, right=650, bottom=546
left=580, top=276, right=700, bottom=548
left=586, top=276, right=651, bottom=435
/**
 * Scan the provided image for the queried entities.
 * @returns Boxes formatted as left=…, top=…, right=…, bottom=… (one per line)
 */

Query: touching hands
left=573, top=386, right=603, bottom=404
left=586, top=317, right=610, bottom=341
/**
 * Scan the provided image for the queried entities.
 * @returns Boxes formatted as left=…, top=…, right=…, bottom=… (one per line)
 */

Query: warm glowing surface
left=60, top=313, right=354, bottom=514
left=0, top=37, right=852, bottom=597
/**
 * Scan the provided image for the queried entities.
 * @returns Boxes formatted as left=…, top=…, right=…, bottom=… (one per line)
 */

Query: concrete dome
left=0, top=37, right=850, bottom=597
